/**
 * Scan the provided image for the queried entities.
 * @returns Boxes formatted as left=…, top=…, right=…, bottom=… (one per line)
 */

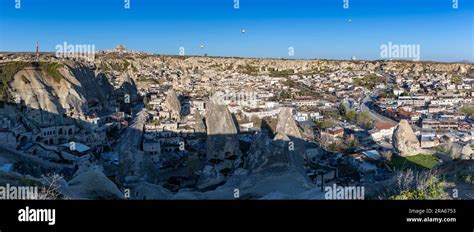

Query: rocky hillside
left=0, top=61, right=132, bottom=123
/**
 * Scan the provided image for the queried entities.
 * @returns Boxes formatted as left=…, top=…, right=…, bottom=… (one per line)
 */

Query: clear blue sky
left=0, top=0, right=473, bottom=62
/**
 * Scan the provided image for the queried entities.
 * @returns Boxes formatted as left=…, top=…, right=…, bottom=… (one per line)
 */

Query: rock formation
left=192, top=111, right=206, bottom=133
left=275, top=107, right=302, bottom=138
left=118, top=147, right=159, bottom=184
left=197, top=101, right=241, bottom=190
left=195, top=165, right=226, bottom=190
left=392, top=120, right=420, bottom=157
left=65, top=165, right=123, bottom=200
left=129, top=182, right=173, bottom=200
left=164, top=89, right=181, bottom=119
left=204, top=101, right=240, bottom=161
left=461, top=144, right=473, bottom=160
left=245, top=107, right=306, bottom=176
left=8, top=62, right=116, bottom=126
left=447, top=142, right=474, bottom=160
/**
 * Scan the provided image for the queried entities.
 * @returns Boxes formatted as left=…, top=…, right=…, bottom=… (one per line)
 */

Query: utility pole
left=35, top=42, right=39, bottom=64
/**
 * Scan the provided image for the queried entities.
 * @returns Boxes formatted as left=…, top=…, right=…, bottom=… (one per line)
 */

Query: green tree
left=345, top=110, right=357, bottom=122
left=461, top=106, right=474, bottom=116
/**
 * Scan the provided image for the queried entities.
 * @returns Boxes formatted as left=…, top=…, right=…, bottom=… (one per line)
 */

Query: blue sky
left=0, top=0, right=472, bottom=62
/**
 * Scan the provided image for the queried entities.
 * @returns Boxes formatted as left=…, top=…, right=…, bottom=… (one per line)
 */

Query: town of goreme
left=0, top=45, right=473, bottom=200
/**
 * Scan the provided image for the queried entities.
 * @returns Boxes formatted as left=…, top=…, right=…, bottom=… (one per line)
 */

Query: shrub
left=388, top=170, right=449, bottom=200
left=40, top=62, right=64, bottom=82
left=0, top=61, right=30, bottom=101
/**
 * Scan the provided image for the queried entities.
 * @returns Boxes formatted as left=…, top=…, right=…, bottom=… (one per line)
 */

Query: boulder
left=448, top=142, right=473, bottom=160
left=130, top=182, right=173, bottom=200
left=461, top=144, right=474, bottom=160
left=195, top=165, right=225, bottom=190
left=66, top=165, right=123, bottom=199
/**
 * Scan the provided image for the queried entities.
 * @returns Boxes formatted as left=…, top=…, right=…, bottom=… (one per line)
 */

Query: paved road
left=361, top=94, right=397, bottom=127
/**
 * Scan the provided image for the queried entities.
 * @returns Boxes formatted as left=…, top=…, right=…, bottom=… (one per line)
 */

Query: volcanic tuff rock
left=164, top=89, right=181, bottom=118
left=195, top=165, right=226, bottom=190
left=118, top=72, right=138, bottom=99
left=8, top=62, right=116, bottom=125
left=192, top=111, right=206, bottom=133
left=447, top=143, right=474, bottom=160
left=204, top=101, right=240, bottom=160
left=392, top=120, right=420, bottom=157
left=245, top=107, right=306, bottom=176
left=129, top=181, right=173, bottom=200
left=118, top=147, right=159, bottom=184
left=275, top=107, right=302, bottom=138
left=203, top=129, right=314, bottom=198
left=244, top=132, right=306, bottom=177
left=65, top=165, right=123, bottom=200
left=197, top=101, right=241, bottom=190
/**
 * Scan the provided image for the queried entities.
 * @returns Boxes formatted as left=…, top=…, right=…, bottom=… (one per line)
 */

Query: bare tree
left=375, top=169, right=449, bottom=200
left=35, top=173, right=64, bottom=200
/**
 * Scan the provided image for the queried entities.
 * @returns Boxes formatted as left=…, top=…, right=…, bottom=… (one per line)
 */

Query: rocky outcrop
left=65, top=165, right=123, bottom=200
left=245, top=108, right=306, bottom=175
left=164, top=89, right=181, bottom=119
left=195, top=165, right=226, bottom=190
left=118, top=71, right=138, bottom=100
left=392, top=120, right=420, bottom=157
left=9, top=62, right=115, bottom=126
left=275, top=107, right=302, bottom=138
left=461, top=144, right=473, bottom=160
left=204, top=101, right=240, bottom=161
left=129, top=181, right=173, bottom=199
left=197, top=101, right=242, bottom=190
left=458, top=65, right=468, bottom=74
left=118, top=147, right=159, bottom=184
left=245, top=132, right=306, bottom=175
left=192, top=111, right=206, bottom=133
left=237, top=107, right=310, bottom=198
left=447, top=143, right=473, bottom=160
